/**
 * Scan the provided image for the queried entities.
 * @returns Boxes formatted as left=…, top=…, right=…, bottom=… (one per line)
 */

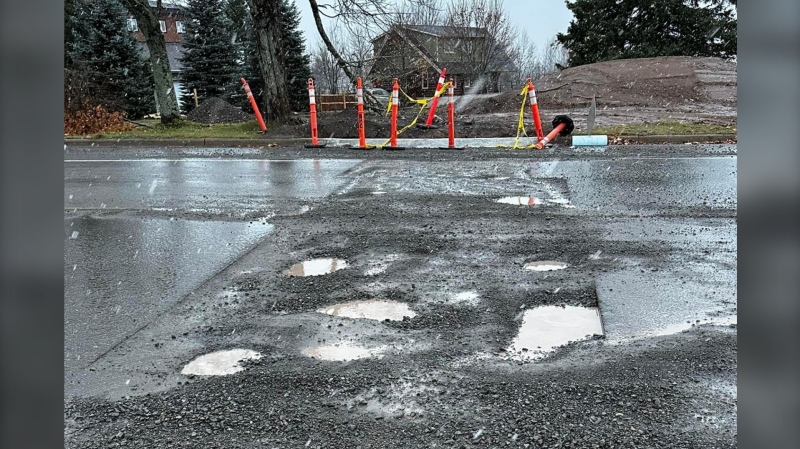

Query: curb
left=64, top=134, right=735, bottom=148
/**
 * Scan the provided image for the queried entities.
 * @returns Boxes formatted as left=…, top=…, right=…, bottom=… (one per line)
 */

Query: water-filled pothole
left=181, top=349, right=262, bottom=376
left=524, top=261, right=568, bottom=271
left=284, top=258, right=348, bottom=277
left=509, top=306, right=603, bottom=359
left=496, top=197, right=541, bottom=206
left=303, top=343, right=385, bottom=361
left=318, top=300, right=416, bottom=321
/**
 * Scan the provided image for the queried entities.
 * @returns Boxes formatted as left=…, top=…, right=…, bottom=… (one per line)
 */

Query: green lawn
left=66, top=119, right=266, bottom=139
left=587, top=122, right=737, bottom=136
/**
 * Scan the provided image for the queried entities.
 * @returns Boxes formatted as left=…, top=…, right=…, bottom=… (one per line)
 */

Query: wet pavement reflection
left=64, top=216, right=273, bottom=372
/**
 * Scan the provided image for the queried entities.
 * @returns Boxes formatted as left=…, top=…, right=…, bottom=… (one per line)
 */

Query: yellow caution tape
left=497, top=85, right=536, bottom=150
left=375, top=84, right=451, bottom=148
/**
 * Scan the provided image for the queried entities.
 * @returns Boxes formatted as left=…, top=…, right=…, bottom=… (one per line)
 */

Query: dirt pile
left=186, top=97, right=253, bottom=124
left=461, top=56, right=737, bottom=114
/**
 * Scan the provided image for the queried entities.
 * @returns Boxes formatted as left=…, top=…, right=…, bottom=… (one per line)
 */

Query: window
left=159, top=20, right=167, bottom=33
left=464, top=77, right=471, bottom=89
left=422, top=74, right=429, bottom=89
left=126, top=18, right=138, bottom=32
left=176, top=21, right=185, bottom=33
left=452, top=77, right=457, bottom=89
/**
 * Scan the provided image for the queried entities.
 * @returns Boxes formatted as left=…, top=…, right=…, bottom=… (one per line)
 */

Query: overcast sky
left=295, top=0, right=574, bottom=52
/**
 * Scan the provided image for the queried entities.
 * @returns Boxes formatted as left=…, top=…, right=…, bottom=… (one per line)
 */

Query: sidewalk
left=65, top=134, right=735, bottom=148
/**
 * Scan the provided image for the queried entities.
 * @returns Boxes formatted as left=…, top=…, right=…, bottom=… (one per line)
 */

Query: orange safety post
left=535, top=115, right=574, bottom=149
left=304, top=78, right=326, bottom=148
left=241, top=78, right=267, bottom=133
left=385, top=78, right=405, bottom=150
left=439, top=78, right=463, bottom=150
left=527, top=78, right=544, bottom=143
left=355, top=77, right=369, bottom=149
left=417, top=67, right=447, bottom=129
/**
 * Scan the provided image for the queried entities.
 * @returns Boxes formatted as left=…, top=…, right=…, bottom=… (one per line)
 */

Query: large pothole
left=180, top=349, right=262, bottom=376
left=284, top=258, right=348, bottom=277
left=317, top=300, right=416, bottom=321
left=508, top=306, right=604, bottom=360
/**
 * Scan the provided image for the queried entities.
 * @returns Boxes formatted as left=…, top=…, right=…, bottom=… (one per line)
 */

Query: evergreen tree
left=180, top=0, right=240, bottom=112
left=232, top=0, right=310, bottom=114
left=67, top=0, right=155, bottom=118
left=278, top=0, right=312, bottom=112
left=556, top=0, right=737, bottom=67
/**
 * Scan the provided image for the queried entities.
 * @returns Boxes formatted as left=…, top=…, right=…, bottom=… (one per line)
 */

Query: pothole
left=508, top=306, right=604, bottom=360
left=451, top=291, right=481, bottom=306
left=180, top=349, right=262, bottom=376
left=284, top=258, right=348, bottom=277
left=303, top=343, right=385, bottom=361
left=524, top=261, right=568, bottom=271
left=496, top=197, right=541, bottom=206
left=318, top=300, right=416, bottom=321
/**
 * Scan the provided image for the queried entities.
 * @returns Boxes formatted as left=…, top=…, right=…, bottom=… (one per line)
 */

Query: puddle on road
left=181, top=349, right=262, bottom=376
left=496, top=197, right=541, bottom=206
left=284, top=258, right=348, bottom=277
left=509, top=306, right=604, bottom=359
left=303, top=343, right=385, bottom=361
left=524, top=261, right=569, bottom=271
left=318, top=300, right=416, bottom=321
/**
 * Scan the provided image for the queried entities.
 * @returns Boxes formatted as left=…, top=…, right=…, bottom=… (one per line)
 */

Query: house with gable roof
left=368, top=24, right=519, bottom=98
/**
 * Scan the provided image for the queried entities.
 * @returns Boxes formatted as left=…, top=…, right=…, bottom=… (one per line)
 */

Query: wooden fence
left=317, top=93, right=358, bottom=112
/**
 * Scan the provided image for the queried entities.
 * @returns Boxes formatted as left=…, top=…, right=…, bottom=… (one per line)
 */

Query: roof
left=135, top=42, right=185, bottom=72
left=403, top=25, right=487, bottom=38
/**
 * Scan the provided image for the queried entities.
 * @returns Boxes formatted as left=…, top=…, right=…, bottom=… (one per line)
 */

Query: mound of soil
left=461, top=56, right=737, bottom=114
left=187, top=97, right=253, bottom=124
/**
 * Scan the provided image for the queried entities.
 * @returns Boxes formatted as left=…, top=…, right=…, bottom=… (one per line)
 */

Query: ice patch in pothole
left=496, top=196, right=541, bottom=206
left=284, top=258, right=348, bottom=277
left=508, top=306, right=604, bottom=360
left=524, top=261, right=568, bottom=271
left=318, top=300, right=416, bottom=321
left=303, top=343, right=386, bottom=361
left=181, top=349, right=262, bottom=376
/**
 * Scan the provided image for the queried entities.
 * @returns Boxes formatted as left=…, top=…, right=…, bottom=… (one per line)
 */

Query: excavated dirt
left=186, top=97, right=254, bottom=124
left=271, top=56, right=736, bottom=139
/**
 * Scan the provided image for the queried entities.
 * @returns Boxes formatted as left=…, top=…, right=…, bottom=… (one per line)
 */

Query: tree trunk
left=307, top=0, right=381, bottom=110
left=246, top=0, right=291, bottom=123
left=119, top=0, right=180, bottom=124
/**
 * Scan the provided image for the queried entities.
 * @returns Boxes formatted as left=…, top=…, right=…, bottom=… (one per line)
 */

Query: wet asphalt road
left=64, top=146, right=737, bottom=448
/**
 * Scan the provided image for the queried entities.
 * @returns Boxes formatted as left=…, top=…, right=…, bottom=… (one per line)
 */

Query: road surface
left=65, top=145, right=737, bottom=448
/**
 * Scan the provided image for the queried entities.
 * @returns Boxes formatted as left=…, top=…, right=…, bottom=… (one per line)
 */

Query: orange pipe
left=307, top=78, right=320, bottom=146
left=535, top=123, right=567, bottom=149
left=241, top=78, right=266, bottom=133
left=424, top=67, right=447, bottom=127
left=528, top=78, right=544, bottom=142
left=356, top=77, right=366, bottom=149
